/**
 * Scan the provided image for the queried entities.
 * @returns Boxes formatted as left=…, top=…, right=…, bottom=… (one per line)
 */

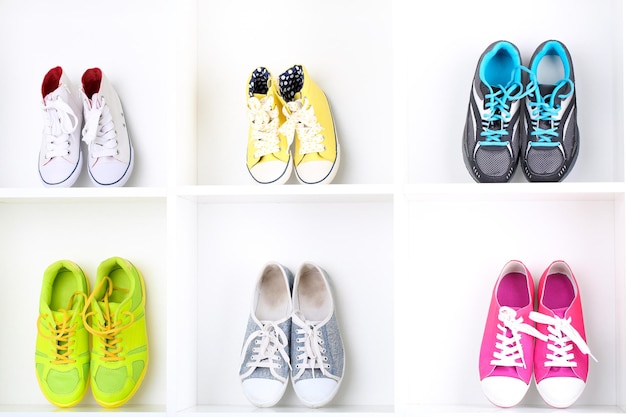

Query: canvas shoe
left=81, top=68, right=134, bottom=186
left=246, top=67, right=292, bottom=184
left=239, top=262, right=293, bottom=407
left=278, top=65, right=340, bottom=185
left=291, top=263, right=344, bottom=408
left=521, top=40, right=579, bottom=182
left=35, top=260, right=90, bottom=407
left=479, top=260, right=546, bottom=407
left=462, top=41, right=534, bottom=183
left=39, top=67, right=83, bottom=187
left=530, top=261, right=596, bottom=408
left=83, top=257, right=148, bottom=408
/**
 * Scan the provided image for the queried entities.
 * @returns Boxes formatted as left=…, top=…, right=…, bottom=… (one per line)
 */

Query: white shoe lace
left=293, top=314, right=339, bottom=381
left=247, top=95, right=285, bottom=158
left=240, top=321, right=290, bottom=382
left=82, top=94, right=119, bottom=158
left=490, top=306, right=547, bottom=368
left=42, top=97, right=79, bottom=159
left=279, top=98, right=326, bottom=155
left=529, top=311, right=597, bottom=367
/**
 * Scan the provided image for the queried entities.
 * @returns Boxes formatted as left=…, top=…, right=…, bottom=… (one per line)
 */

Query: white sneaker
left=80, top=68, right=134, bottom=186
left=38, top=67, right=83, bottom=187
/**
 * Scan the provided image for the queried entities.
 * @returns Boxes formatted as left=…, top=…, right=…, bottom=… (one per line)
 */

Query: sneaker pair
left=238, top=262, right=345, bottom=408
left=39, top=66, right=134, bottom=187
left=35, top=257, right=148, bottom=408
left=479, top=260, right=596, bottom=408
left=463, top=40, right=579, bottom=182
left=246, top=65, right=340, bottom=185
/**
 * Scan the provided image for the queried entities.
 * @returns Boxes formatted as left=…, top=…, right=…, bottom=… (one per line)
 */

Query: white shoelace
left=491, top=306, right=547, bottom=368
left=279, top=98, right=326, bottom=155
left=42, top=96, right=79, bottom=159
left=529, top=311, right=597, bottom=367
left=82, top=94, right=118, bottom=158
left=240, top=321, right=290, bottom=382
left=293, top=314, right=339, bottom=381
left=247, top=95, right=284, bottom=158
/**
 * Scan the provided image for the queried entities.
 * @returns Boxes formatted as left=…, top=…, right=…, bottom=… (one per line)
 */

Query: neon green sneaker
left=35, top=260, right=90, bottom=408
left=277, top=65, right=340, bottom=184
left=246, top=67, right=293, bottom=184
left=83, top=257, right=148, bottom=408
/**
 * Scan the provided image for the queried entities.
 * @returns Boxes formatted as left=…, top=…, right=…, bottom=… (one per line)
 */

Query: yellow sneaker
left=246, top=67, right=292, bottom=184
left=35, top=260, right=90, bottom=408
left=278, top=65, right=340, bottom=184
left=83, top=257, right=148, bottom=408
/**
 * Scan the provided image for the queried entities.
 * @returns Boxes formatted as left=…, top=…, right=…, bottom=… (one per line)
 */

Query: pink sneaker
left=479, top=260, right=545, bottom=407
left=530, top=260, right=596, bottom=408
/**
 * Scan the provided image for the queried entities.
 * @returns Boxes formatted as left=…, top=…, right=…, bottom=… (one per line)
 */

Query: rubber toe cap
left=537, top=377, right=585, bottom=408
left=481, top=376, right=529, bottom=407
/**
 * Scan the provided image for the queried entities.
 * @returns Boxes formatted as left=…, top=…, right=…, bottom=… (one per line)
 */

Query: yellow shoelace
left=37, top=293, right=81, bottom=365
left=82, top=276, right=135, bottom=362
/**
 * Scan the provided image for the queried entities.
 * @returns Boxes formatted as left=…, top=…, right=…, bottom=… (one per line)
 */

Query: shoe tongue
left=537, top=83, right=565, bottom=108
left=44, top=83, right=69, bottom=104
left=52, top=310, right=71, bottom=322
left=99, top=301, right=121, bottom=316
left=89, top=93, right=104, bottom=109
left=480, top=80, right=515, bottom=97
left=44, top=92, right=60, bottom=104
left=539, top=84, right=555, bottom=96
left=551, top=307, right=568, bottom=319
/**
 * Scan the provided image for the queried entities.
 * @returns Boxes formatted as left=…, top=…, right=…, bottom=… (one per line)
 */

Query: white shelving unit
left=0, top=0, right=624, bottom=416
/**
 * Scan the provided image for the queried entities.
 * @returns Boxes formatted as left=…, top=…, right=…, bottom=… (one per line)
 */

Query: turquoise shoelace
left=527, top=78, right=574, bottom=147
left=479, top=66, right=536, bottom=147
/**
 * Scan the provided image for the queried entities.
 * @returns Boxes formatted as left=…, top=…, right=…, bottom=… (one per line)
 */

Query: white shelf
left=176, top=184, right=394, bottom=203
left=401, top=405, right=626, bottom=416
left=0, top=187, right=168, bottom=202
left=0, top=0, right=624, bottom=416
left=403, top=182, right=626, bottom=201
left=180, top=405, right=394, bottom=415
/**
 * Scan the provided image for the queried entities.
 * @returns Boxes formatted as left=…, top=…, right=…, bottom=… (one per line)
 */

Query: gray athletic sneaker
left=521, top=40, right=579, bottom=182
left=462, top=41, right=532, bottom=183
left=291, top=262, right=344, bottom=408
left=239, top=263, right=294, bottom=407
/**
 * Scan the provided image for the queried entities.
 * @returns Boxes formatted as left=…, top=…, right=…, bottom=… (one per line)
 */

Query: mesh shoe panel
left=527, top=148, right=563, bottom=175
left=476, top=147, right=510, bottom=176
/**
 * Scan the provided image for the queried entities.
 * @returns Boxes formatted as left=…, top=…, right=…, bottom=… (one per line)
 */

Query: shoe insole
left=537, top=54, right=565, bottom=85
left=256, top=271, right=290, bottom=322
left=108, top=267, right=130, bottom=304
left=50, top=269, right=78, bottom=311
left=484, top=49, right=516, bottom=87
left=297, top=271, right=331, bottom=322
left=496, top=272, right=529, bottom=309
left=542, top=273, right=575, bottom=316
